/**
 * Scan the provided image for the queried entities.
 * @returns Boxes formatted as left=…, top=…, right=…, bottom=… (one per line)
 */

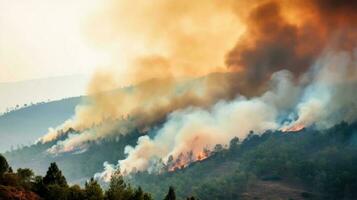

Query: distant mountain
left=0, top=72, right=254, bottom=152
left=0, top=97, right=81, bottom=152
left=0, top=75, right=89, bottom=114
left=0, top=75, right=91, bottom=152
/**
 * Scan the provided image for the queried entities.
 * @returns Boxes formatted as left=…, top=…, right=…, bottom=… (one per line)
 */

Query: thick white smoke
left=120, top=72, right=302, bottom=172
left=95, top=50, right=357, bottom=179
left=283, top=50, right=357, bottom=130
left=95, top=70, right=300, bottom=176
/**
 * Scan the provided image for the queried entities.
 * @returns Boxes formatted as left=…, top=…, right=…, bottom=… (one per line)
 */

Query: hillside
left=0, top=71, right=259, bottom=153
left=0, top=155, right=155, bottom=200
left=0, top=75, right=89, bottom=114
left=0, top=97, right=81, bottom=152
left=130, top=121, right=357, bottom=199
left=0, top=185, right=40, bottom=200
left=4, top=127, right=144, bottom=184
left=1, top=71, right=262, bottom=180
left=4, top=121, right=357, bottom=199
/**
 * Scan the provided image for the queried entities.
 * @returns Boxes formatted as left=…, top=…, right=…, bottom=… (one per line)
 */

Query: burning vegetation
left=31, top=0, right=357, bottom=179
left=166, top=149, right=211, bottom=172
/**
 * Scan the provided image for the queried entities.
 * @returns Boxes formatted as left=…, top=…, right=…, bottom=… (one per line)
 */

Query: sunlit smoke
left=98, top=70, right=300, bottom=175
left=95, top=49, right=357, bottom=178
left=40, top=0, right=356, bottom=148
left=282, top=50, right=357, bottom=130
left=31, top=0, right=357, bottom=180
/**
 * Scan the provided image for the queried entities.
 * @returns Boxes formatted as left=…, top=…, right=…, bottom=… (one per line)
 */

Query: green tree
left=105, top=170, right=133, bottom=200
left=213, top=144, right=224, bottom=153
left=229, top=137, right=239, bottom=150
left=46, top=184, right=69, bottom=200
left=133, top=187, right=143, bottom=200
left=85, top=178, right=104, bottom=200
left=164, top=186, right=176, bottom=200
left=0, top=173, right=20, bottom=186
left=43, top=162, right=67, bottom=186
left=143, top=193, right=153, bottom=200
left=32, top=175, right=47, bottom=197
left=68, top=184, right=85, bottom=200
left=16, top=168, right=34, bottom=189
left=17, top=168, right=34, bottom=182
left=0, top=154, right=9, bottom=175
left=129, top=186, right=152, bottom=200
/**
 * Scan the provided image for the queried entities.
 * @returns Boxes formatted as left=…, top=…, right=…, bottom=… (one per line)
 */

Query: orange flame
left=282, top=124, right=305, bottom=132
left=168, top=150, right=210, bottom=172
left=196, top=151, right=209, bottom=161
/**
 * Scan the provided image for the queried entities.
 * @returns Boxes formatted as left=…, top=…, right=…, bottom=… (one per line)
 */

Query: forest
left=130, top=122, right=357, bottom=199
left=2, top=121, right=357, bottom=199
left=0, top=154, right=185, bottom=200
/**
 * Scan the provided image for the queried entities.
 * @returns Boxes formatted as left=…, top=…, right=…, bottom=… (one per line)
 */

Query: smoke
left=94, top=49, right=356, bottom=177
left=38, top=0, right=247, bottom=145
left=34, top=0, right=357, bottom=176
left=226, top=1, right=319, bottom=82
left=43, top=71, right=268, bottom=153
left=84, top=0, right=246, bottom=78
left=283, top=50, right=357, bottom=130
left=96, top=70, right=299, bottom=174
left=226, top=0, right=356, bottom=84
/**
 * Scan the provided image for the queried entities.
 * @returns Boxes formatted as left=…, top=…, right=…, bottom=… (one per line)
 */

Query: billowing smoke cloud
left=226, top=1, right=321, bottom=82
left=37, top=0, right=356, bottom=175
left=38, top=0, right=247, bottom=146
left=283, top=50, right=357, bottom=130
left=116, top=70, right=299, bottom=173
left=226, top=0, right=356, bottom=84
left=95, top=49, right=356, bottom=177
left=43, top=71, right=267, bottom=153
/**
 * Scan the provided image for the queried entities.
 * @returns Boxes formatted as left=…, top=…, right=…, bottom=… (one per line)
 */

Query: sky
left=0, top=0, right=113, bottom=112
left=0, top=0, right=108, bottom=83
left=0, top=0, right=245, bottom=85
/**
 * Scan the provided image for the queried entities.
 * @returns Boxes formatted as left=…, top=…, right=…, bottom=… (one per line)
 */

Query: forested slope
left=0, top=97, right=81, bottom=152
left=131, top=122, right=357, bottom=199
left=5, top=121, right=357, bottom=199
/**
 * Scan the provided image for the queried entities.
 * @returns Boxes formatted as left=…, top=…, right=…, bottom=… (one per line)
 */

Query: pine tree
left=105, top=169, right=133, bottom=200
left=43, top=162, right=67, bottom=186
left=133, top=187, right=144, bottom=200
left=85, top=178, right=104, bottom=200
left=164, top=186, right=176, bottom=200
left=0, top=154, right=9, bottom=176
left=143, top=193, right=153, bottom=200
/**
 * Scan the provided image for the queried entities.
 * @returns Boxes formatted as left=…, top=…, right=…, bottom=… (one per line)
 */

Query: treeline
left=0, top=154, right=191, bottom=200
left=1, top=100, right=54, bottom=116
left=4, top=128, right=143, bottom=183
left=5, top=121, right=357, bottom=199
left=132, top=121, right=357, bottom=200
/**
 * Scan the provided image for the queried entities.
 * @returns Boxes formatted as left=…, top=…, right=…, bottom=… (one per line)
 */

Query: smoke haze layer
left=95, top=49, right=356, bottom=177
left=33, top=0, right=357, bottom=178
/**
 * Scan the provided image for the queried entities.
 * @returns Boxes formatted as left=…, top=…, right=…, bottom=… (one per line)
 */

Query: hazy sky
left=0, top=0, right=108, bottom=83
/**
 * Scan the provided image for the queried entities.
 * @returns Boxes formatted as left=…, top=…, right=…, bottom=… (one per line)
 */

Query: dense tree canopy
left=85, top=178, right=104, bottom=200
left=0, top=154, right=9, bottom=175
left=164, top=186, right=176, bottom=200
left=132, top=122, right=357, bottom=200
left=43, top=162, right=67, bottom=187
left=0, top=159, right=158, bottom=200
left=1, top=121, right=357, bottom=199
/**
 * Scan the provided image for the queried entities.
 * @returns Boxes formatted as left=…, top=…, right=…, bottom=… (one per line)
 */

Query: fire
left=167, top=150, right=210, bottom=172
left=281, top=124, right=305, bottom=132
left=196, top=151, right=209, bottom=161
left=168, top=160, right=187, bottom=172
